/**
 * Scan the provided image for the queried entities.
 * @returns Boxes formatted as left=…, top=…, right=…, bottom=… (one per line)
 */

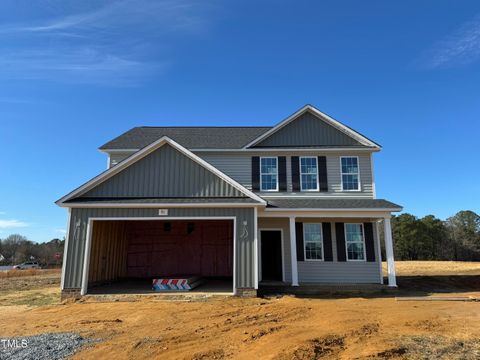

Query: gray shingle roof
left=65, top=197, right=260, bottom=204
left=99, top=127, right=272, bottom=150
left=266, top=198, right=402, bottom=210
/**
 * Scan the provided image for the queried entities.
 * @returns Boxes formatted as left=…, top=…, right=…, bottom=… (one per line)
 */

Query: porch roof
left=265, top=198, right=402, bottom=211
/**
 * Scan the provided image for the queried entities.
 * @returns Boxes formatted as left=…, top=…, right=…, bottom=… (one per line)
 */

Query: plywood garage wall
left=88, top=221, right=128, bottom=285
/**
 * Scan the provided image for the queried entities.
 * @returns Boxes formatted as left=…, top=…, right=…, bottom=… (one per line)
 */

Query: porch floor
left=259, top=281, right=394, bottom=296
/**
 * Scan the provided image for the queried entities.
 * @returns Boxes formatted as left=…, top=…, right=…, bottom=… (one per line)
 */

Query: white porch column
left=383, top=216, right=397, bottom=287
left=289, top=216, right=299, bottom=286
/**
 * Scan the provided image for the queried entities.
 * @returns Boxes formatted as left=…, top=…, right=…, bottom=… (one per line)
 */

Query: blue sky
left=1, top=1, right=479, bottom=242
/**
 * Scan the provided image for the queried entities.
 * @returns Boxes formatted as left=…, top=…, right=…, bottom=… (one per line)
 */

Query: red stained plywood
left=126, top=220, right=233, bottom=278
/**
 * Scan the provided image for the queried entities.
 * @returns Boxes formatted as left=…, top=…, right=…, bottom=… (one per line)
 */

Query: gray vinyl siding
left=83, top=144, right=245, bottom=199
left=63, top=207, right=255, bottom=290
left=196, top=154, right=252, bottom=189
left=258, top=218, right=381, bottom=284
left=103, top=150, right=374, bottom=198
left=253, top=112, right=364, bottom=148
left=258, top=218, right=292, bottom=283
left=297, top=220, right=381, bottom=283
left=109, top=152, right=133, bottom=167
left=197, top=152, right=374, bottom=198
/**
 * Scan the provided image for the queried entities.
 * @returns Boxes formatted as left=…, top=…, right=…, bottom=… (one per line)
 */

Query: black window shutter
left=278, top=156, right=287, bottom=191
left=364, top=222, right=376, bottom=262
left=252, top=157, right=260, bottom=191
left=335, top=223, right=347, bottom=262
left=291, top=156, right=300, bottom=192
left=322, top=223, right=333, bottom=261
left=318, top=156, right=328, bottom=192
left=295, top=222, right=304, bottom=261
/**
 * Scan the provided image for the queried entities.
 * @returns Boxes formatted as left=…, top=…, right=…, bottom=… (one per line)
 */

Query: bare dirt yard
left=1, top=261, right=480, bottom=359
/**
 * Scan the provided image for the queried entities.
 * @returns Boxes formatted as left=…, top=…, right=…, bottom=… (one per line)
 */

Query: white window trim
left=340, top=156, right=361, bottom=192
left=299, top=156, right=319, bottom=192
left=260, top=156, right=279, bottom=192
left=303, top=222, right=324, bottom=261
left=344, top=223, right=366, bottom=262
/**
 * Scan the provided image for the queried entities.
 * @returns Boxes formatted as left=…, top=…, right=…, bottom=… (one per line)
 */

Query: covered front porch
left=257, top=199, right=400, bottom=288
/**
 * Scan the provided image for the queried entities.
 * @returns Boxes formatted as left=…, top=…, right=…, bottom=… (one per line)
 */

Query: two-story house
left=56, top=105, right=402, bottom=298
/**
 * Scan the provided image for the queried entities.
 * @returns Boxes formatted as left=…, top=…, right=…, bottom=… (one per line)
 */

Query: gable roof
left=98, top=105, right=380, bottom=151
left=244, top=105, right=381, bottom=149
left=57, top=136, right=266, bottom=206
left=99, top=127, right=271, bottom=151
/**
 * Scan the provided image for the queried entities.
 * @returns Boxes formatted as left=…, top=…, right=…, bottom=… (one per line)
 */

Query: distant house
left=56, top=105, right=401, bottom=297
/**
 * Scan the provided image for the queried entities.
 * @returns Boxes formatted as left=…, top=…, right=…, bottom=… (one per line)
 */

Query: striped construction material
left=152, top=276, right=203, bottom=291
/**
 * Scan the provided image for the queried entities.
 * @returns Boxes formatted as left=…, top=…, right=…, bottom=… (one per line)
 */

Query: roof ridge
left=136, top=126, right=273, bottom=129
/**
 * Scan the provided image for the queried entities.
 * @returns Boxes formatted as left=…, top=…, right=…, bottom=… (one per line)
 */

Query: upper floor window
left=345, top=223, right=365, bottom=261
left=260, top=157, right=278, bottom=191
left=304, top=223, right=323, bottom=260
left=341, top=156, right=360, bottom=191
left=300, top=157, right=319, bottom=191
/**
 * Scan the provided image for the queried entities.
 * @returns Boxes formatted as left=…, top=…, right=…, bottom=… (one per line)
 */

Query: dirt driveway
left=1, top=262, right=480, bottom=359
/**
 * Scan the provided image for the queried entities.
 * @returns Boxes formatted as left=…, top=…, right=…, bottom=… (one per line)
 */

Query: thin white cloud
left=421, top=14, right=480, bottom=69
left=0, top=219, right=29, bottom=229
left=0, top=0, right=215, bottom=86
left=0, top=48, right=163, bottom=86
left=55, top=228, right=67, bottom=234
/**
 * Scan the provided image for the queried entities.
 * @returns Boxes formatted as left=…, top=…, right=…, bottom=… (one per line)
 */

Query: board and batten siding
left=84, top=144, right=245, bottom=199
left=296, top=220, right=381, bottom=283
left=196, top=151, right=374, bottom=198
left=253, top=111, right=364, bottom=148
left=63, top=207, right=255, bottom=290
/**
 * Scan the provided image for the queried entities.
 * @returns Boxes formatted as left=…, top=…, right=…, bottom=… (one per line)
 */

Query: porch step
left=258, top=283, right=396, bottom=296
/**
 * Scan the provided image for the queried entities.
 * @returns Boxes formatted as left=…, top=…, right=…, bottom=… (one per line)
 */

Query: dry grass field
left=1, top=261, right=479, bottom=359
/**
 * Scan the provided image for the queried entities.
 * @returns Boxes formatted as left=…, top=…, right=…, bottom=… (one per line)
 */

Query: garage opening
left=85, top=219, right=234, bottom=295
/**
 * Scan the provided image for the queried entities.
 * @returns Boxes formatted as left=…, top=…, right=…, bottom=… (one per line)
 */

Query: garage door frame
left=81, top=216, right=237, bottom=296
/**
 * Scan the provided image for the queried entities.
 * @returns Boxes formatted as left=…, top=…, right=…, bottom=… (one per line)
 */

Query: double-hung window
left=300, top=157, right=319, bottom=191
left=341, top=156, right=360, bottom=191
left=345, top=223, right=365, bottom=261
left=260, top=157, right=278, bottom=191
left=303, top=223, right=323, bottom=260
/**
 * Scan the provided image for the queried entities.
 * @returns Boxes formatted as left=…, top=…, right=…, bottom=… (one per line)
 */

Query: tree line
left=0, top=234, right=64, bottom=266
left=389, top=210, right=480, bottom=261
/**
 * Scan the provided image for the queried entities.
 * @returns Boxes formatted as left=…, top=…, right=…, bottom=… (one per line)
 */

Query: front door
left=260, top=230, right=283, bottom=281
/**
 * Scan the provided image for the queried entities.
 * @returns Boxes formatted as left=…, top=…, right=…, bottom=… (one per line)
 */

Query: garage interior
left=86, top=219, right=234, bottom=295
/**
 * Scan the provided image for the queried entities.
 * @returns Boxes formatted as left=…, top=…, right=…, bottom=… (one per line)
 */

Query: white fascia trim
left=102, top=147, right=380, bottom=153
left=59, top=202, right=265, bottom=208
left=191, top=148, right=380, bottom=152
left=243, top=105, right=381, bottom=149
left=260, top=195, right=375, bottom=198
left=57, top=136, right=266, bottom=206
left=99, top=148, right=139, bottom=153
